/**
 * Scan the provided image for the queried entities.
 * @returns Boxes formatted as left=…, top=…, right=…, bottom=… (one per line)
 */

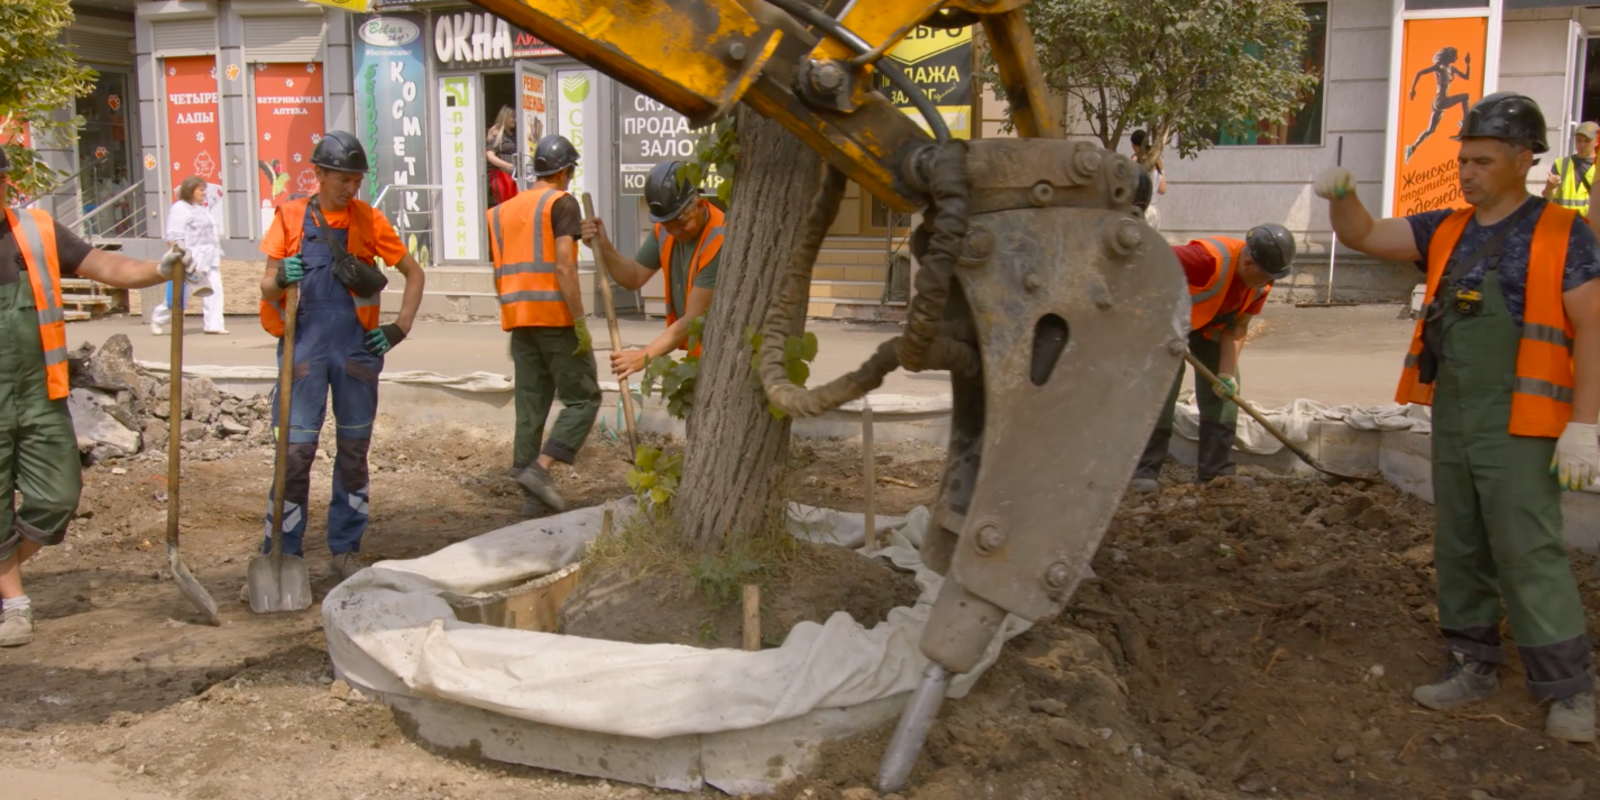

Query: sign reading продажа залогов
left=616, top=86, right=719, bottom=196
left=355, top=13, right=432, bottom=267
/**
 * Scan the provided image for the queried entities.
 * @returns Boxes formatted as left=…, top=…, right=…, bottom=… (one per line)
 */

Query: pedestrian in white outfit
left=154, top=176, right=225, bottom=334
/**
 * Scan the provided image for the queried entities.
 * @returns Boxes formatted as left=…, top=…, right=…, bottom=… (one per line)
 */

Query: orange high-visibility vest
left=656, top=200, right=725, bottom=355
left=1396, top=205, right=1578, bottom=437
left=488, top=186, right=574, bottom=330
left=258, top=197, right=384, bottom=337
left=1187, top=237, right=1265, bottom=337
left=5, top=209, right=71, bottom=400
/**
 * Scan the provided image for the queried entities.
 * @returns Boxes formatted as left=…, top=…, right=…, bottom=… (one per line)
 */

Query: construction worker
left=579, top=160, right=723, bottom=378
left=0, top=147, right=192, bottom=646
left=487, top=135, right=599, bottom=515
left=1317, top=92, right=1599, bottom=743
left=1543, top=120, right=1598, bottom=217
left=1130, top=224, right=1295, bottom=491
left=256, top=131, right=427, bottom=580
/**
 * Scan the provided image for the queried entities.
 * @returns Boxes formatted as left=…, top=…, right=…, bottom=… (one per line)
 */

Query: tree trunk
left=672, top=108, right=823, bottom=552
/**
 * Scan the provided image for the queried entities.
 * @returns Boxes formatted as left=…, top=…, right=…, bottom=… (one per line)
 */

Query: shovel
left=579, top=194, right=640, bottom=461
left=248, top=286, right=313, bottom=613
left=164, top=281, right=221, bottom=625
left=1183, top=351, right=1377, bottom=482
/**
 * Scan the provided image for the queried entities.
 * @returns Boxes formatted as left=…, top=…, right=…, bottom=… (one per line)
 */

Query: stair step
left=63, top=294, right=114, bottom=307
left=64, top=310, right=92, bottom=322
left=60, top=278, right=101, bottom=290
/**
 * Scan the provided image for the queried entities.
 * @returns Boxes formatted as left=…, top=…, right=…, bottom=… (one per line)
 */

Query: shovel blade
left=168, top=542, right=222, bottom=625
left=246, top=552, right=313, bottom=614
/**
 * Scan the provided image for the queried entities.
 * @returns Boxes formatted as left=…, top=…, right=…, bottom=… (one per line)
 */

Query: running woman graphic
left=1405, top=47, right=1472, bottom=163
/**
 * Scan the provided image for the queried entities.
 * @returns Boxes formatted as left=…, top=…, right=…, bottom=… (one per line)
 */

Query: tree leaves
left=978, top=0, right=1320, bottom=165
left=0, top=0, right=98, bottom=199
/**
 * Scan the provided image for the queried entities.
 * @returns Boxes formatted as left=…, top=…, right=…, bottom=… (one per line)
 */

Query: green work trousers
left=511, top=326, right=601, bottom=467
left=1135, top=331, right=1241, bottom=482
left=0, top=280, right=82, bottom=561
left=1431, top=269, right=1591, bottom=699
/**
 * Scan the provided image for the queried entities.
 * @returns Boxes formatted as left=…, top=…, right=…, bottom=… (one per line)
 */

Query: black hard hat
left=1454, top=92, right=1549, bottom=154
left=311, top=131, right=370, bottom=173
left=533, top=135, right=579, bottom=177
left=1133, top=168, right=1154, bottom=214
left=645, top=161, right=699, bottom=223
left=1245, top=223, right=1295, bottom=280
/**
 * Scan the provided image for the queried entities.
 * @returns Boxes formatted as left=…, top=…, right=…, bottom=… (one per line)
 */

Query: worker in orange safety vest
left=1317, top=92, right=1599, bottom=744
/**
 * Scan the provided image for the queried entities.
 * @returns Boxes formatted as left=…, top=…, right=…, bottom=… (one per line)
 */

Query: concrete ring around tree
left=323, top=501, right=1031, bottom=794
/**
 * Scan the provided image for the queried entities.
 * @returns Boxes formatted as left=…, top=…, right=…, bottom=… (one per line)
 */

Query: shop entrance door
left=483, top=71, right=516, bottom=207
left=76, top=70, right=138, bottom=237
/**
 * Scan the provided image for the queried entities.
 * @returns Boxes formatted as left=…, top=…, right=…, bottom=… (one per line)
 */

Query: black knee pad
left=335, top=437, right=372, bottom=492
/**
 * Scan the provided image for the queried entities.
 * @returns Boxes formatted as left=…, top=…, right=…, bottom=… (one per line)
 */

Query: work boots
left=1413, top=653, right=1499, bottom=710
left=514, top=464, right=567, bottom=513
left=1546, top=691, right=1597, bottom=743
left=331, top=552, right=365, bottom=581
left=0, top=605, right=35, bottom=647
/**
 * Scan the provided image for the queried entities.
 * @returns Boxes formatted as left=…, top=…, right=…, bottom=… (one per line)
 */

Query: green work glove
left=1211, top=373, right=1239, bottom=399
left=573, top=318, right=593, bottom=356
left=275, top=255, right=305, bottom=289
left=364, top=323, right=407, bottom=356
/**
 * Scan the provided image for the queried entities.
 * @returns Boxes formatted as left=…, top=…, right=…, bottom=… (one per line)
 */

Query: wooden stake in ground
left=579, top=194, right=639, bottom=460
left=742, top=584, right=761, bottom=651
left=601, top=507, right=613, bottom=539
left=862, top=399, right=876, bottom=550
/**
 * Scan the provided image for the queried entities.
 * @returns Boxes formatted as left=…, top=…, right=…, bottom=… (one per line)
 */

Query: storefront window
left=1210, top=2, right=1328, bottom=147
left=77, top=71, right=137, bottom=235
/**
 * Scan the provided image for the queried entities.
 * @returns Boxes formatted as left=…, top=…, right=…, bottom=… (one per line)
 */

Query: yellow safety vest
left=1551, top=156, right=1595, bottom=217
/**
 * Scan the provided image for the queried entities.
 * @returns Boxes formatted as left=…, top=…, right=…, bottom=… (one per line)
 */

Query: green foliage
left=639, top=316, right=705, bottom=420
left=0, top=0, right=97, bottom=199
left=624, top=444, right=683, bottom=512
left=743, top=326, right=819, bottom=420
left=679, top=116, right=739, bottom=205
left=689, top=550, right=761, bottom=607
left=981, top=0, right=1320, bottom=165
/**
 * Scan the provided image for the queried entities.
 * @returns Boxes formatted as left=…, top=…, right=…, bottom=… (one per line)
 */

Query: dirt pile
left=66, top=334, right=275, bottom=464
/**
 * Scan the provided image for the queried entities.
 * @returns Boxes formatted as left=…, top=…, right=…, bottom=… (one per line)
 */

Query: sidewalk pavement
left=71, top=302, right=1416, bottom=409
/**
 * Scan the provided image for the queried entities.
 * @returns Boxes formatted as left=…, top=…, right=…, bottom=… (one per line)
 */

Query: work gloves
left=158, top=243, right=213, bottom=298
left=1551, top=422, right=1599, bottom=491
left=573, top=318, right=593, bottom=357
left=275, top=255, right=305, bottom=289
left=1313, top=167, right=1357, bottom=201
left=1211, top=373, right=1240, bottom=400
left=364, top=323, right=407, bottom=356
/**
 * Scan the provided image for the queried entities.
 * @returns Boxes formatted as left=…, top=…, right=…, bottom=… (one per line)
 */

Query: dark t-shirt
left=1405, top=198, right=1600, bottom=325
left=549, top=195, right=581, bottom=241
left=0, top=216, right=94, bottom=286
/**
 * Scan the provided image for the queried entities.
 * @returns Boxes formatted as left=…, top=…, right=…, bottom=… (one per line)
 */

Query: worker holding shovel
left=0, top=147, right=196, bottom=646
left=1130, top=223, right=1295, bottom=492
left=256, top=132, right=426, bottom=586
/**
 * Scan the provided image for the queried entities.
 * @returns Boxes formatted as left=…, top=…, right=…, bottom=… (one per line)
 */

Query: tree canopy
left=983, top=0, right=1322, bottom=165
left=0, top=0, right=97, bottom=199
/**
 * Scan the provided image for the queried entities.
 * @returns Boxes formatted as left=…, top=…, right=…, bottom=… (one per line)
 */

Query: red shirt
left=1172, top=242, right=1270, bottom=318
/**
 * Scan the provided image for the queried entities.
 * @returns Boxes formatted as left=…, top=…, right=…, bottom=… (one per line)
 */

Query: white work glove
left=157, top=243, right=212, bottom=297
left=1551, top=422, right=1600, bottom=491
left=1313, top=167, right=1357, bottom=201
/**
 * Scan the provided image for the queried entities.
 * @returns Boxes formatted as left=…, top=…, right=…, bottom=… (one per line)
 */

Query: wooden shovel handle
left=270, top=286, right=298, bottom=556
left=579, top=194, right=640, bottom=459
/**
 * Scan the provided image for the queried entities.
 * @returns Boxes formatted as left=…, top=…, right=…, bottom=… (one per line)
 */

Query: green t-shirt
left=636, top=229, right=721, bottom=319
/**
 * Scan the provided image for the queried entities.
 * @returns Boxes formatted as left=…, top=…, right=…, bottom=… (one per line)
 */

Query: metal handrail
left=22, top=154, right=110, bottom=208
left=61, top=179, right=145, bottom=233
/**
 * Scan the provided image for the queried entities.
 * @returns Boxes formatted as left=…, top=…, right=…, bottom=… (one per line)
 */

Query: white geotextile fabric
left=323, top=502, right=1030, bottom=740
left=1173, top=391, right=1433, bottom=455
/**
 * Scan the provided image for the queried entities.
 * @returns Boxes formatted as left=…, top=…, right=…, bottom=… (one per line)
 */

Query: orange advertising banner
left=1391, top=16, right=1489, bottom=216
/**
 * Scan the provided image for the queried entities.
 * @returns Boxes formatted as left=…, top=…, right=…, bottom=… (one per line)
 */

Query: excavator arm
left=461, top=0, right=1187, bottom=791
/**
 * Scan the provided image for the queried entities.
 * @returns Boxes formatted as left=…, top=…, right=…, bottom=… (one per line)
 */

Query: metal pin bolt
left=1029, top=182, right=1055, bottom=207
left=973, top=523, right=1005, bottom=555
left=1072, top=149, right=1103, bottom=181
left=1023, top=271, right=1042, bottom=292
left=811, top=61, right=847, bottom=93
left=727, top=42, right=747, bottom=63
left=1103, top=218, right=1142, bottom=257
left=959, top=227, right=995, bottom=267
left=1045, top=561, right=1072, bottom=589
left=1166, top=338, right=1188, bottom=357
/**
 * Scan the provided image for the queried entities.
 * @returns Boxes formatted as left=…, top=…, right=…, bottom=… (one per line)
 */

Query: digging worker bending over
left=1130, top=224, right=1295, bottom=491
left=257, top=131, right=426, bottom=581
left=1316, top=92, right=1598, bottom=743
left=0, top=147, right=194, bottom=647
left=488, top=135, right=600, bottom=516
left=580, top=161, right=723, bottom=378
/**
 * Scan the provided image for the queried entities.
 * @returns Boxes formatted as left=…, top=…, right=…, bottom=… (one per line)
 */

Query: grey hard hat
left=1454, top=92, right=1549, bottom=154
left=533, top=135, right=579, bottom=177
left=1245, top=223, right=1296, bottom=281
left=311, top=131, right=370, bottom=174
left=645, top=161, right=699, bottom=223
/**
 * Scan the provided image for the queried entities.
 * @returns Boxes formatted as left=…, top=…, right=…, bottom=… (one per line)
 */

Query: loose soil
left=2, top=418, right=1598, bottom=800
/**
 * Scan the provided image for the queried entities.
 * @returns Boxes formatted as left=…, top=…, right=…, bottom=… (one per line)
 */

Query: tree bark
left=673, top=108, right=823, bottom=552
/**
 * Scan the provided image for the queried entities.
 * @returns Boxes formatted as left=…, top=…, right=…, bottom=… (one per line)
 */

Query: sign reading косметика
left=355, top=12, right=432, bottom=268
